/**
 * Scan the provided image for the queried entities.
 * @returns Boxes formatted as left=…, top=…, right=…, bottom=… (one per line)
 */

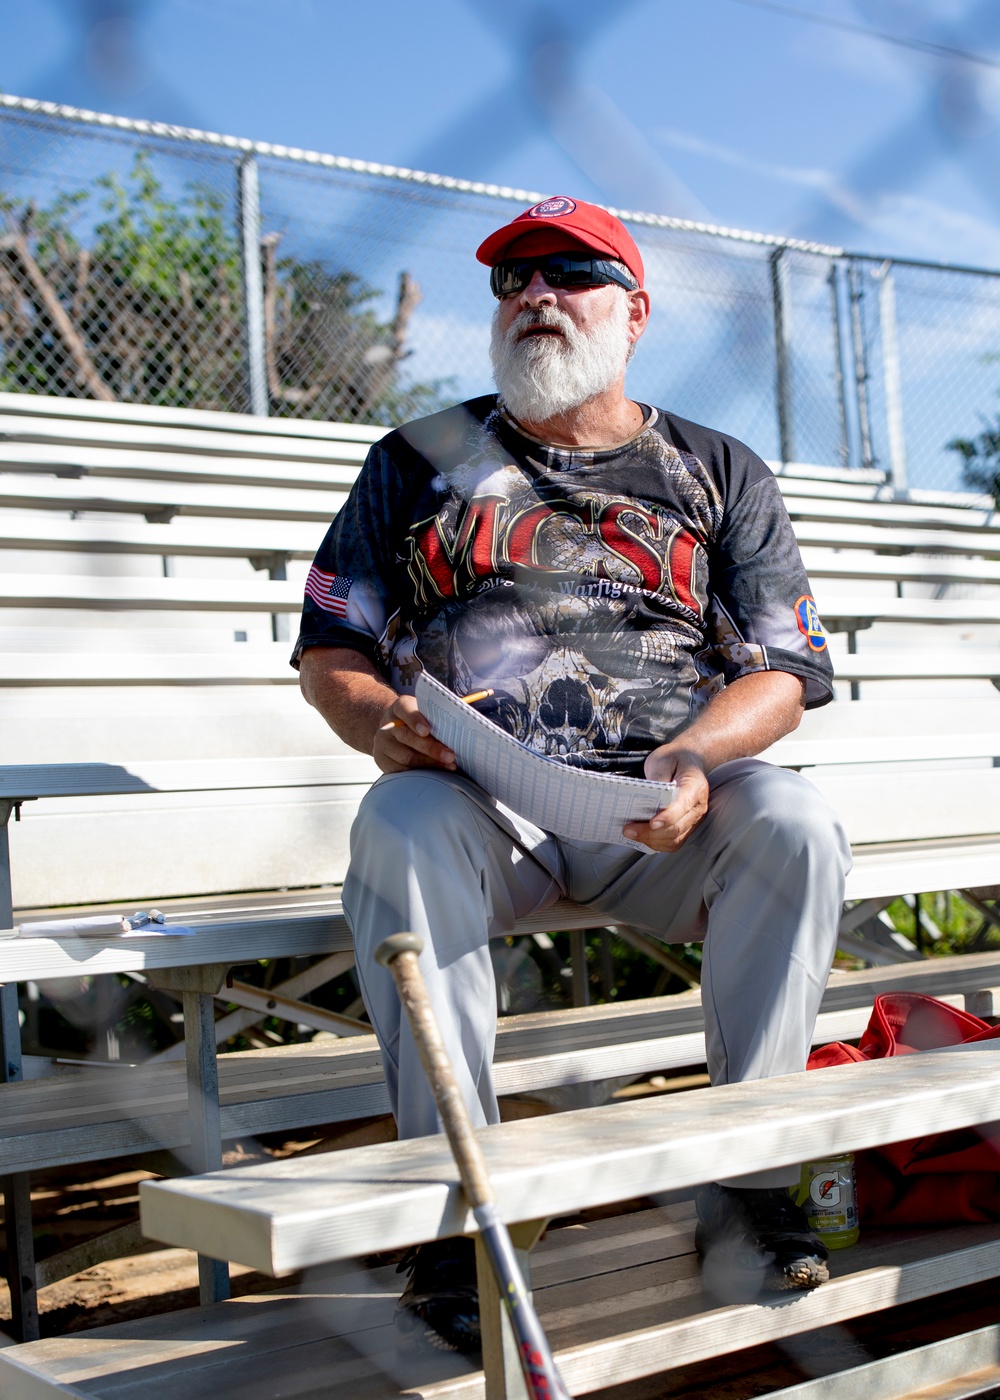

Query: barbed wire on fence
left=1, top=92, right=999, bottom=500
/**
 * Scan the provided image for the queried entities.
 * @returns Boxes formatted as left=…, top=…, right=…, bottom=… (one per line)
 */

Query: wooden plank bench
left=14, top=696, right=1000, bottom=920
left=1, top=398, right=997, bottom=555
left=4, top=696, right=999, bottom=975
left=6, top=1049, right=1000, bottom=1399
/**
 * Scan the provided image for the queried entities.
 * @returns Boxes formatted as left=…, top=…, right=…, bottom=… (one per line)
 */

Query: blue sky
left=3, top=0, right=1000, bottom=269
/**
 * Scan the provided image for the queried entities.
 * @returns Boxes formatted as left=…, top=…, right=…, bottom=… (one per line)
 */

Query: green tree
left=0, top=152, right=445, bottom=423
left=947, top=364, right=1000, bottom=507
left=948, top=423, right=1000, bottom=508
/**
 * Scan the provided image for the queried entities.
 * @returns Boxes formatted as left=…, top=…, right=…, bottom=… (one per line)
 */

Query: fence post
left=770, top=248, right=796, bottom=466
left=875, top=261, right=908, bottom=497
left=829, top=261, right=850, bottom=468
left=0, top=803, right=38, bottom=1342
left=848, top=261, right=876, bottom=473
left=238, top=156, right=269, bottom=417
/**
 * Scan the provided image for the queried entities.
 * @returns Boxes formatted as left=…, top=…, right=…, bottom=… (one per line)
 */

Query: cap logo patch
left=527, top=196, right=577, bottom=219
left=795, top=595, right=827, bottom=652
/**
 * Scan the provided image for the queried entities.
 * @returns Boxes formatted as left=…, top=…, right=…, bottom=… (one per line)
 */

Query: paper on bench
left=415, top=672, right=676, bottom=848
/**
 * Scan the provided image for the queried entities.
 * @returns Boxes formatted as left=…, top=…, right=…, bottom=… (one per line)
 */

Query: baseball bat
left=376, top=932, right=573, bottom=1400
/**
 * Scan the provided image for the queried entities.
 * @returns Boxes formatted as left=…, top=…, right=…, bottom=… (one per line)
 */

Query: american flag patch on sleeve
left=304, top=565, right=353, bottom=617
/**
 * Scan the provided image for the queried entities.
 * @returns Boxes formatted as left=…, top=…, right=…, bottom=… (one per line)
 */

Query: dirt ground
left=0, top=1158, right=305, bottom=1336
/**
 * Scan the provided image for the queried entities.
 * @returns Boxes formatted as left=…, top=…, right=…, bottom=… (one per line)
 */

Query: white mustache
left=508, top=306, right=575, bottom=343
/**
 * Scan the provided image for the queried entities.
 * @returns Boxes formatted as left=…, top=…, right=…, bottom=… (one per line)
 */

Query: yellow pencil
left=387, top=689, right=494, bottom=729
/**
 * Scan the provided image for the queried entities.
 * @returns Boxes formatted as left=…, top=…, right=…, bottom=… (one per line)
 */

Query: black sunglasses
left=490, top=254, right=637, bottom=299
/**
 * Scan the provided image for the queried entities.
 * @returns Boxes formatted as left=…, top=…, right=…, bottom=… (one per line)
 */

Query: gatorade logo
left=810, top=1173, right=842, bottom=1207
left=795, top=594, right=828, bottom=652
left=527, top=196, right=577, bottom=218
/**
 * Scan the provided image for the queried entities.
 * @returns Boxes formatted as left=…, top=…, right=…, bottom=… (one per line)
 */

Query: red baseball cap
left=476, top=196, right=645, bottom=288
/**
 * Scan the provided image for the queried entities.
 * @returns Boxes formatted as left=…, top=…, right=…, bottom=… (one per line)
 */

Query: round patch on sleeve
left=795, top=595, right=828, bottom=652
left=527, top=196, right=577, bottom=218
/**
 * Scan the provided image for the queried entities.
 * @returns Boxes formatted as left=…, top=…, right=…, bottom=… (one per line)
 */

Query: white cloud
left=653, top=125, right=870, bottom=225
left=859, top=189, right=1000, bottom=266
left=653, top=124, right=1000, bottom=266
left=655, top=126, right=840, bottom=192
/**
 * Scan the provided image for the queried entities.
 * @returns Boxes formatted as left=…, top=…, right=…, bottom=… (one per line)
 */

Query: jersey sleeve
left=705, top=472, right=835, bottom=708
left=290, top=439, right=403, bottom=673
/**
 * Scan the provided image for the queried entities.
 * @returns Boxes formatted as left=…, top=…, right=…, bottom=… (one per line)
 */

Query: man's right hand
left=373, top=694, right=458, bottom=774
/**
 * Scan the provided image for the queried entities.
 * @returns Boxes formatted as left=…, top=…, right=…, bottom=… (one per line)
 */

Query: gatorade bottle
left=793, top=1154, right=860, bottom=1249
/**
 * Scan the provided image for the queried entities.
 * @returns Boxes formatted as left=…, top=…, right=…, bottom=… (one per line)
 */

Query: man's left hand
left=620, top=670, right=807, bottom=852
left=623, top=747, right=709, bottom=852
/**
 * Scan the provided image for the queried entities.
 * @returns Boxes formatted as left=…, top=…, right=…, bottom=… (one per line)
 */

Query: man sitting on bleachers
left=293, top=196, right=851, bottom=1350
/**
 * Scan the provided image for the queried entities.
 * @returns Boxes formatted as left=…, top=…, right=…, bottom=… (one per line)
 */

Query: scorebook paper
left=415, top=672, right=676, bottom=848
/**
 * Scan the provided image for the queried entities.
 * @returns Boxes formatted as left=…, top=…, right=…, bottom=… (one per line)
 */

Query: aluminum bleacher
left=0, top=393, right=998, bottom=1370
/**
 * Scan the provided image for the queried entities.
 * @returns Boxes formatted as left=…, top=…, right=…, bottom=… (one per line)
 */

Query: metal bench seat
left=3, top=574, right=1000, bottom=629
left=776, top=477, right=999, bottom=530
left=0, top=515, right=324, bottom=560
left=0, top=473, right=348, bottom=522
left=3, top=646, right=999, bottom=687
left=4, top=1208, right=1000, bottom=1400
left=0, top=439, right=365, bottom=489
left=0, top=389, right=382, bottom=438
left=100, top=1050, right=1000, bottom=1399
left=6, top=950, right=1000, bottom=1180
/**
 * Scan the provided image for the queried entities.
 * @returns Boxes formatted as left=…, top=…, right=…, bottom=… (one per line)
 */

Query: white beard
left=490, top=292, right=632, bottom=425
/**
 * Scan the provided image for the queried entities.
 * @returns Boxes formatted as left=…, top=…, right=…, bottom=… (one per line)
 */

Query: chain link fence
left=2, top=95, right=1000, bottom=499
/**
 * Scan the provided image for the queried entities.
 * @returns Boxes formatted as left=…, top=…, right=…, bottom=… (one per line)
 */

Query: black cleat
left=395, top=1237, right=481, bottom=1355
left=695, top=1183, right=830, bottom=1303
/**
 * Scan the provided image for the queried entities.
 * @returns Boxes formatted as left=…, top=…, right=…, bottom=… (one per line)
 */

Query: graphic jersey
left=292, top=397, right=833, bottom=775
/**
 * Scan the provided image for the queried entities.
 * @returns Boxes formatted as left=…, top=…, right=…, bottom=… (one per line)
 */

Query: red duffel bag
left=808, top=991, right=1000, bottom=1226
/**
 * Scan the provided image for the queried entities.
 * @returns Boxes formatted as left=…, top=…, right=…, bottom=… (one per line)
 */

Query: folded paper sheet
left=415, top=672, right=676, bottom=849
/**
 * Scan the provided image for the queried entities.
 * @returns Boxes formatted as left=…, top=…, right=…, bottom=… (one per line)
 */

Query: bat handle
left=376, top=933, right=574, bottom=1400
left=375, top=933, right=494, bottom=1210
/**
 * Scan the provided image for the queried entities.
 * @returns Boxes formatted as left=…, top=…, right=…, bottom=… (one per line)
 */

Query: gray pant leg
left=580, top=760, right=850, bottom=1187
left=343, top=770, right=561, bottom=1139
left=697, top=762, right=849, bottom=1080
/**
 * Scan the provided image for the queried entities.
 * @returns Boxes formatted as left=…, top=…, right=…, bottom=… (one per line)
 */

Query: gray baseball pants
left=343, top=758, right=851, bottom=1187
